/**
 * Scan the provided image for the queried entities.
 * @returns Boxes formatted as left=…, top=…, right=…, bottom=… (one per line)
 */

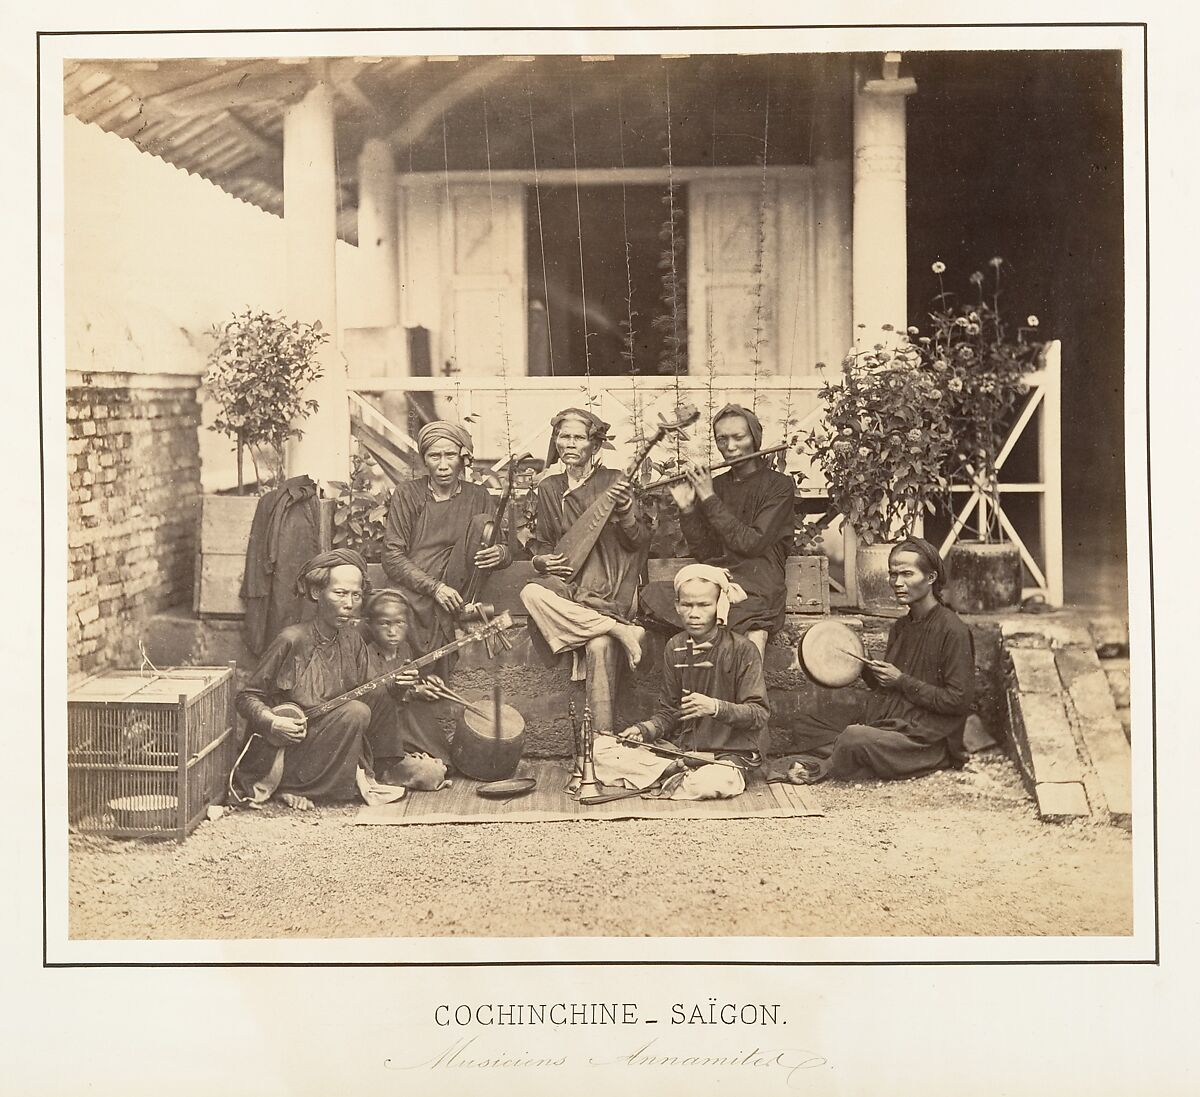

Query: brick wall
left=66, top=375, right=202, bottom=677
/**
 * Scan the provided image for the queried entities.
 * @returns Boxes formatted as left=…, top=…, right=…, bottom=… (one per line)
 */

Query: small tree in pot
left=922, top=259, right=1044, bottom=610
left=809, top=328, right=955, bottom=613
left=204, top=308, right=328, bottom=494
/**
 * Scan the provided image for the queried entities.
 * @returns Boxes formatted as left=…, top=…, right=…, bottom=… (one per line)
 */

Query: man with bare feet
left=233, top=550, right=409, bottom=810
left=520, top=407, right=649, bottom=729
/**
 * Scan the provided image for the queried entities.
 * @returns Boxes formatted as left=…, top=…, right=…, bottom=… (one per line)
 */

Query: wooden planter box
left=193, top=494, right=333, bottom=617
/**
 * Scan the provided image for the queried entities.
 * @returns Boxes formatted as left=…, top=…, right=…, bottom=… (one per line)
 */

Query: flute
left=640, top=437, right=797, bottom=492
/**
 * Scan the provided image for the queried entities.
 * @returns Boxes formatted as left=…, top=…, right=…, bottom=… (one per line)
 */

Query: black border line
left=41, top=21, right=1156, bottom=969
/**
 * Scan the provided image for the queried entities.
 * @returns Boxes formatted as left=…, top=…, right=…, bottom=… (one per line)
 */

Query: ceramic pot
left=946, top=540, right=1022, bottom=613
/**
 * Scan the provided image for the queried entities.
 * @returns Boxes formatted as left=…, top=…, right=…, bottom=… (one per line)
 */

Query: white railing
left=346, top=341, right=1063, bottom=607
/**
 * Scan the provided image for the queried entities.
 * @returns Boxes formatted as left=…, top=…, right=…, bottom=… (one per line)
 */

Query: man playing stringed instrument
left=520, top=408, right=650, bottom=724
left=233, top=550, right=411, bottom=810
left=382, top=421, right=511, bottom=675
left=670, top=403, right=795, bottom=658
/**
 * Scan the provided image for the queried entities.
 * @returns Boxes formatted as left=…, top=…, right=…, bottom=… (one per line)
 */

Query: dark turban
left=712, top=403, right=763, bottom=451
left=547, top=407, right=615, bottom=466
left=417, top=421, right=474, bottom=458
left=889, top=537, right=947, bottom=600
left=294, top=548, right=369, bottom=597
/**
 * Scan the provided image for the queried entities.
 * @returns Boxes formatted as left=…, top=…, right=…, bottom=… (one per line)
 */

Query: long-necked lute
left=549, top=403, right=700, bottom=580
left=640, top=434, right=800, bottom=492
left=271, top=612, right=516, bottom=724
left=444, top=453, right=531, bottom=610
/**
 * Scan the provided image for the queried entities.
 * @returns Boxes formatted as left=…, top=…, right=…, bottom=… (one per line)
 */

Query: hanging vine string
left=440, top=111, right=458, bottom=385
left=616, top=87, right=644, bottom=454
left=525, top=75, right=556, bottom=377
left=482, top=96, right=514, bottom=460
left=705, top=97, right=719, bottom=461
left=661, top=66, right=684, bottom=461
left=568, top=81, right=593, bottom=388
left=750, top=62, right=771, bottom=416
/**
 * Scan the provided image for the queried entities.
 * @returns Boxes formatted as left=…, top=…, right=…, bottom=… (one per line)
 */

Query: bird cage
left=67, top=665, right=236, bottom=840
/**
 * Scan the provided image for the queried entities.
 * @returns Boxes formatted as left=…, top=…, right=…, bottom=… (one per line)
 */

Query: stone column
left=356, top=137, right=399, bottom=328
left=283, top=62, right=346, bottom=484
left=852, top=53, right=917, bottom=346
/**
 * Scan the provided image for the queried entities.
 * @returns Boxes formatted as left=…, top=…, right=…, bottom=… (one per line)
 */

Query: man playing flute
left=669, top=403, right=795, bottom=657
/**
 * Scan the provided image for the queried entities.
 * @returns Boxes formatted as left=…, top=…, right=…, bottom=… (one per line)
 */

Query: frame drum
left=798, top=620, right=867, bottom=688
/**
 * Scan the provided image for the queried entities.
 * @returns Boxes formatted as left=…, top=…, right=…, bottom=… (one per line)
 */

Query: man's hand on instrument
left=668, top=477, right=696, bottom=513
left=473, top=544, right=506, bottom=570
left=684, top=462, right=716, bottom=502
left=617, top=724, right=644, bottom=743
left=390, top=665, right=421, bottom=691
left=678, top=689, right=720, bottom=721
left=868, top=660, right=903, bottom=688
left=434, top=583, right=464, bottom=612
left=610, top=477, right=635, bottom=515
left=267, top=713, right=307, bottom=746
left=410, top=673, right=444, bottom=702
left=532, top=552, right=574, bottom=578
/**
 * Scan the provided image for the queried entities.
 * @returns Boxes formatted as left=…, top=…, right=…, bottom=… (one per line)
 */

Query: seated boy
left=615, top=564, right=769, bottom=799
left=360, top=588, right=452, bottom=791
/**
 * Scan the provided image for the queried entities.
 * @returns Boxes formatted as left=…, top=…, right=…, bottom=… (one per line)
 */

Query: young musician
left=785, top=538, right=976, bottom=784
left=618, top=564, right=769, bottom=798
left=519, top=408, right=650, bottom=727
left=382, top=421, right=511, bottom=672
left=360, top=588, right=451, bottom=788
left=233, top=550, right=412, bottom=809
left=670, top=403, right=795, bottom=657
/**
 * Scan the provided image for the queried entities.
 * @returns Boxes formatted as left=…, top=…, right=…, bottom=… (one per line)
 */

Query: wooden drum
left=450, top=695, right=526, bottom=781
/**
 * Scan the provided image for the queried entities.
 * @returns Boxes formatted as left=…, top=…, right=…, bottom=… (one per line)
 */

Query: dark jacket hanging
left=241, top=475, right=323, bottom=655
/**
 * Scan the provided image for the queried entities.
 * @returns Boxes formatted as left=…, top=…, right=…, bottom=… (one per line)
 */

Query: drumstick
left=839, top=649, right=873, bottom=664
left=420, top=681, right=491, bottom=721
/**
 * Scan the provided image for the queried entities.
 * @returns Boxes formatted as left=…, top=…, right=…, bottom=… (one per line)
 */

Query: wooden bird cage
left=67, top=665, right=237, bottom=840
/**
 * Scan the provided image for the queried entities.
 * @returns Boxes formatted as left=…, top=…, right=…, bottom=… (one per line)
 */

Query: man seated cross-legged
left=607, top=564, right=769, bottom=800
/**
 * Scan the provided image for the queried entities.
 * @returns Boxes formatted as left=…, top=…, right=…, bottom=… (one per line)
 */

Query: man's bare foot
left=610, top=623, right=646, bottom=669
left=280, top=792, right=314, bottom=811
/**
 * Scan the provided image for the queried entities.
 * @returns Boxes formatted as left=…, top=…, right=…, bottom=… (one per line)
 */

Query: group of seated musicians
left=232, top=403, right=976, bottom=809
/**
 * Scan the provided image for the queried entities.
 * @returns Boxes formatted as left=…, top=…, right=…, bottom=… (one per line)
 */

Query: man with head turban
left=611, top=562, right=769, bottom=798
left=234, top=550, right=411, bottom=808
left=668, top=403, right=795, bottom=657
left=777, top=537, right=977, bottom=785
left=519, top=406, right=650, bottom=734
left=382, top=420, right=511, bottom=693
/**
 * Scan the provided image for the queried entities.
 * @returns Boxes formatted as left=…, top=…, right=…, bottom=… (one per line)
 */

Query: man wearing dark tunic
left=381, top=421, right=511, bottom=667
left=234, top=550, right=411, bottom=810
left=613, top=564, right=768, bottom=799
left=670, top=403, right=794, bottom=658
left=785, top=538, right=976, bottom=783
left=519, top=408, right=650, bottom=729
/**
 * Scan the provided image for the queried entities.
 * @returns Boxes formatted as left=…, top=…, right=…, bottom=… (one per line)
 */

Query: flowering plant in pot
left=809, top=328, right=954, bottom=612
left=922, top=259, right=1044, bottom=610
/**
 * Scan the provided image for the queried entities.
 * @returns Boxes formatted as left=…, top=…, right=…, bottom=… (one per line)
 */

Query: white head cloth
left=673, top=563, right=748, bottom=625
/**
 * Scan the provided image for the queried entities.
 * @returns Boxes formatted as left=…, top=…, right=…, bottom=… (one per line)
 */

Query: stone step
left=1103, top=658, right=1131, bottom=710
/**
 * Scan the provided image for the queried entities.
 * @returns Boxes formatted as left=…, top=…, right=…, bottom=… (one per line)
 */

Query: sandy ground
left=68, top=749, right=1130, bottom=940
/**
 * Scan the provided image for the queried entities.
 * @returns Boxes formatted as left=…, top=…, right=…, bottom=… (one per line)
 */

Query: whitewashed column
left=283, top=62, right=346, bottom=484
left=814, top=53, right=854, bottom=370
left=852, top=53, right=917, bottom=346
left=356, top=137, right=399, bottom=328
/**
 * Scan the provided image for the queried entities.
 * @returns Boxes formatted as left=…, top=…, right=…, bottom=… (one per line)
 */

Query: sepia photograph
left=49, top=29, right=1144, bottom=951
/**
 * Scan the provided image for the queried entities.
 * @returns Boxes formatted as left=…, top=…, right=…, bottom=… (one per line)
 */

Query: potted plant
left=809, top=328, right=954, bottom=614
left=194, top=309, right=328, bottom=616
left=204, top=308, right=328, bottom=494
left=923, top=259, right=1043, bottom=611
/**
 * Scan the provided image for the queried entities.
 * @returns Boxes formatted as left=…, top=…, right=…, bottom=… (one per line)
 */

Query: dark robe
left=677, top=464, right=794, bottom=635
left=525, top=464, right=651, bottom=658
left=634, top=627, right=769, bottom=756
left=785, top=603, right=976, bottom=780
left=240, top=475, right=322, bottom=655
left=361, top=635, right=451, bottom=762
left=235, top=620, right=375, bottom=801
left=381, top=477, right=499, bottom=658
